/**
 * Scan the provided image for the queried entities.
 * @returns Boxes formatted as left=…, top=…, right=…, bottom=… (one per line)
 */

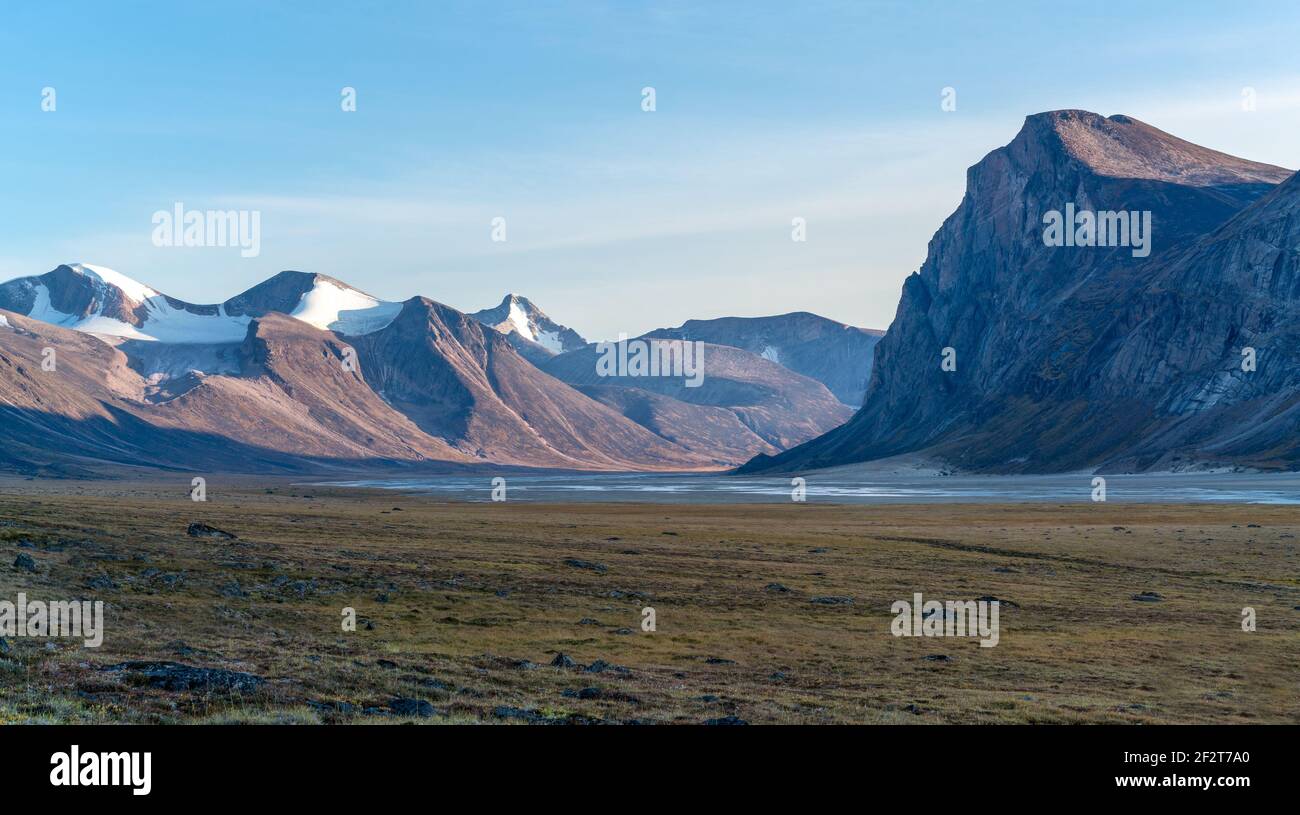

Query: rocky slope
left=541, top=340, right=852, bottom=453
left=641, top=313, right=883, bottom=406
left=740, top=110, right=1296, bottom=474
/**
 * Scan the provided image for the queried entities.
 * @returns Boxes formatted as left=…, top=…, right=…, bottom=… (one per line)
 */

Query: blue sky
left=2, top=1, right=1298, bottom=338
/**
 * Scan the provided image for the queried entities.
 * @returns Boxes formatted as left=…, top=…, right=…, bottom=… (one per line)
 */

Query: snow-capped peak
left=65, top=263, right=159, bottom=304
left=505, top=296, right=537, bottom=341
left=468, top=293, right=586, bottom=357
left=1, top=263, right=251, bottom=344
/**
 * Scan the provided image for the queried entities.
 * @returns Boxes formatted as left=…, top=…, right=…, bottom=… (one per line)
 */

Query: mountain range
left=0, top=264, right=871, bottom=474
left=6, top=110, right=1296, bottom=478
left=740, top=110, right=1300, bottom=474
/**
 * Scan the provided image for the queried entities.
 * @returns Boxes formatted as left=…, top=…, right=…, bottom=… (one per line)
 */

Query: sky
left=1, top=0, right=1298, bottom=340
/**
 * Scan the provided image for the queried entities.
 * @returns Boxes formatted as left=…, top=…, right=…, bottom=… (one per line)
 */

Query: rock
left=975, top=595, right=1019, bottom=608
left=493, top=706, right=547, bottom=723
left=704, top=715, right=748, bottom=725
left=923, top=654, right=953, bottom=662
left=563, top=558, right=607, bottom=573
left=765, top=582, right=791, bottom=593
left=217, top=581, right=247, bottom=598
left=578, top=617, right=601, bottom=626
left=85, top=575, right=118, bottom=591
left=562, top=687, right=603, bottom=700
left=584, top=659, right=611, bottom=673
left=101, top=661, right=264, bottom=693
left=187, top=522, right=237, bottom=540
left=550, top=653, right=577, bottom=669
left=12, top=553, right=37, bottom=572
left=0, top=637, right=11, bottom=655
left=705, top=657, right=736, bottom=665
left=376, top=659, right=398, bottom=669
left=15, top=539, right=35, bottom=549
left=389, top=698, right=435, bottom=718
left=1132, top=591, right=1163, bottom=602
left=810, top=595, right=853, bottom=605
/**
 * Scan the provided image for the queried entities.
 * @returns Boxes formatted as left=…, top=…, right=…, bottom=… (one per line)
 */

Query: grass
left=0, top=477, right=1297, bottom=724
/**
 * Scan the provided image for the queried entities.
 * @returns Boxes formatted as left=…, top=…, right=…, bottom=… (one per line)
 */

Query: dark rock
left=563, top=558, right=607, bottom=573
left=705, top=657, right=736, bottom=665
left=102, top=661, right=264, bottom=693
left=12, top=553, right=37, bottom=572
left=1132, top=591, right=1163, bottom=602
left=765, top=582, right=791, bottom=593
left=187, top=522, right=237, bottom=540
left=975, top=595, right=1019, bottom=608
left=85, top=574, right=118, bottom=591
left=217, top=581, right=247, bottom=598
left=376, top=659, right=398, bottom=669
left=550, top=653, right=577, bottom=669
left=493, top=705, right=547, bottom=723
left=704, top=715, right=748, bottom=725
left=578, top=617, right=601, bottom=626
left=810, top=595, right=853, bottom=605
left=389, top=698, right=435, bottom=718
left=923, top=654, right=953, bottom=662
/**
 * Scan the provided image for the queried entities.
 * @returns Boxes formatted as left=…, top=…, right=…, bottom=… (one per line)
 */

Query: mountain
left=540, top=340, right=853, bottom=455
left=641, top=313, right=883, bottom=406
left=740, top=110, right=1296, bottom=474
left=0, top=265, right=716, bottom=473
left=469, top=293, right=587, bottom=364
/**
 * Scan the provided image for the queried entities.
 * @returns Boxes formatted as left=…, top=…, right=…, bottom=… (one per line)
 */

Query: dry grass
left=1, top=477, right=1297, bottom=724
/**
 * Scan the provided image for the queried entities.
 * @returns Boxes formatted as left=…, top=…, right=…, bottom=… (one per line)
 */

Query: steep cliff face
left=740, top=110, right=1294, bottom=474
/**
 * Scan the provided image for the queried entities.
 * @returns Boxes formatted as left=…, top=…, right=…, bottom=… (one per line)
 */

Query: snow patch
left=533, top=329, right=565, bottom=354
left=289, top=278, right=401, bottom=335
left=24, top=279, right=251, bottom=343
left=760, top=345, right=781, bottom=364
left=506, top=299, right=536, bottom=341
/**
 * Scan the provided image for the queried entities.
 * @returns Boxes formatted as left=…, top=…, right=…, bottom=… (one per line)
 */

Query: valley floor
left=0, top=479, right=1297, bottom=724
